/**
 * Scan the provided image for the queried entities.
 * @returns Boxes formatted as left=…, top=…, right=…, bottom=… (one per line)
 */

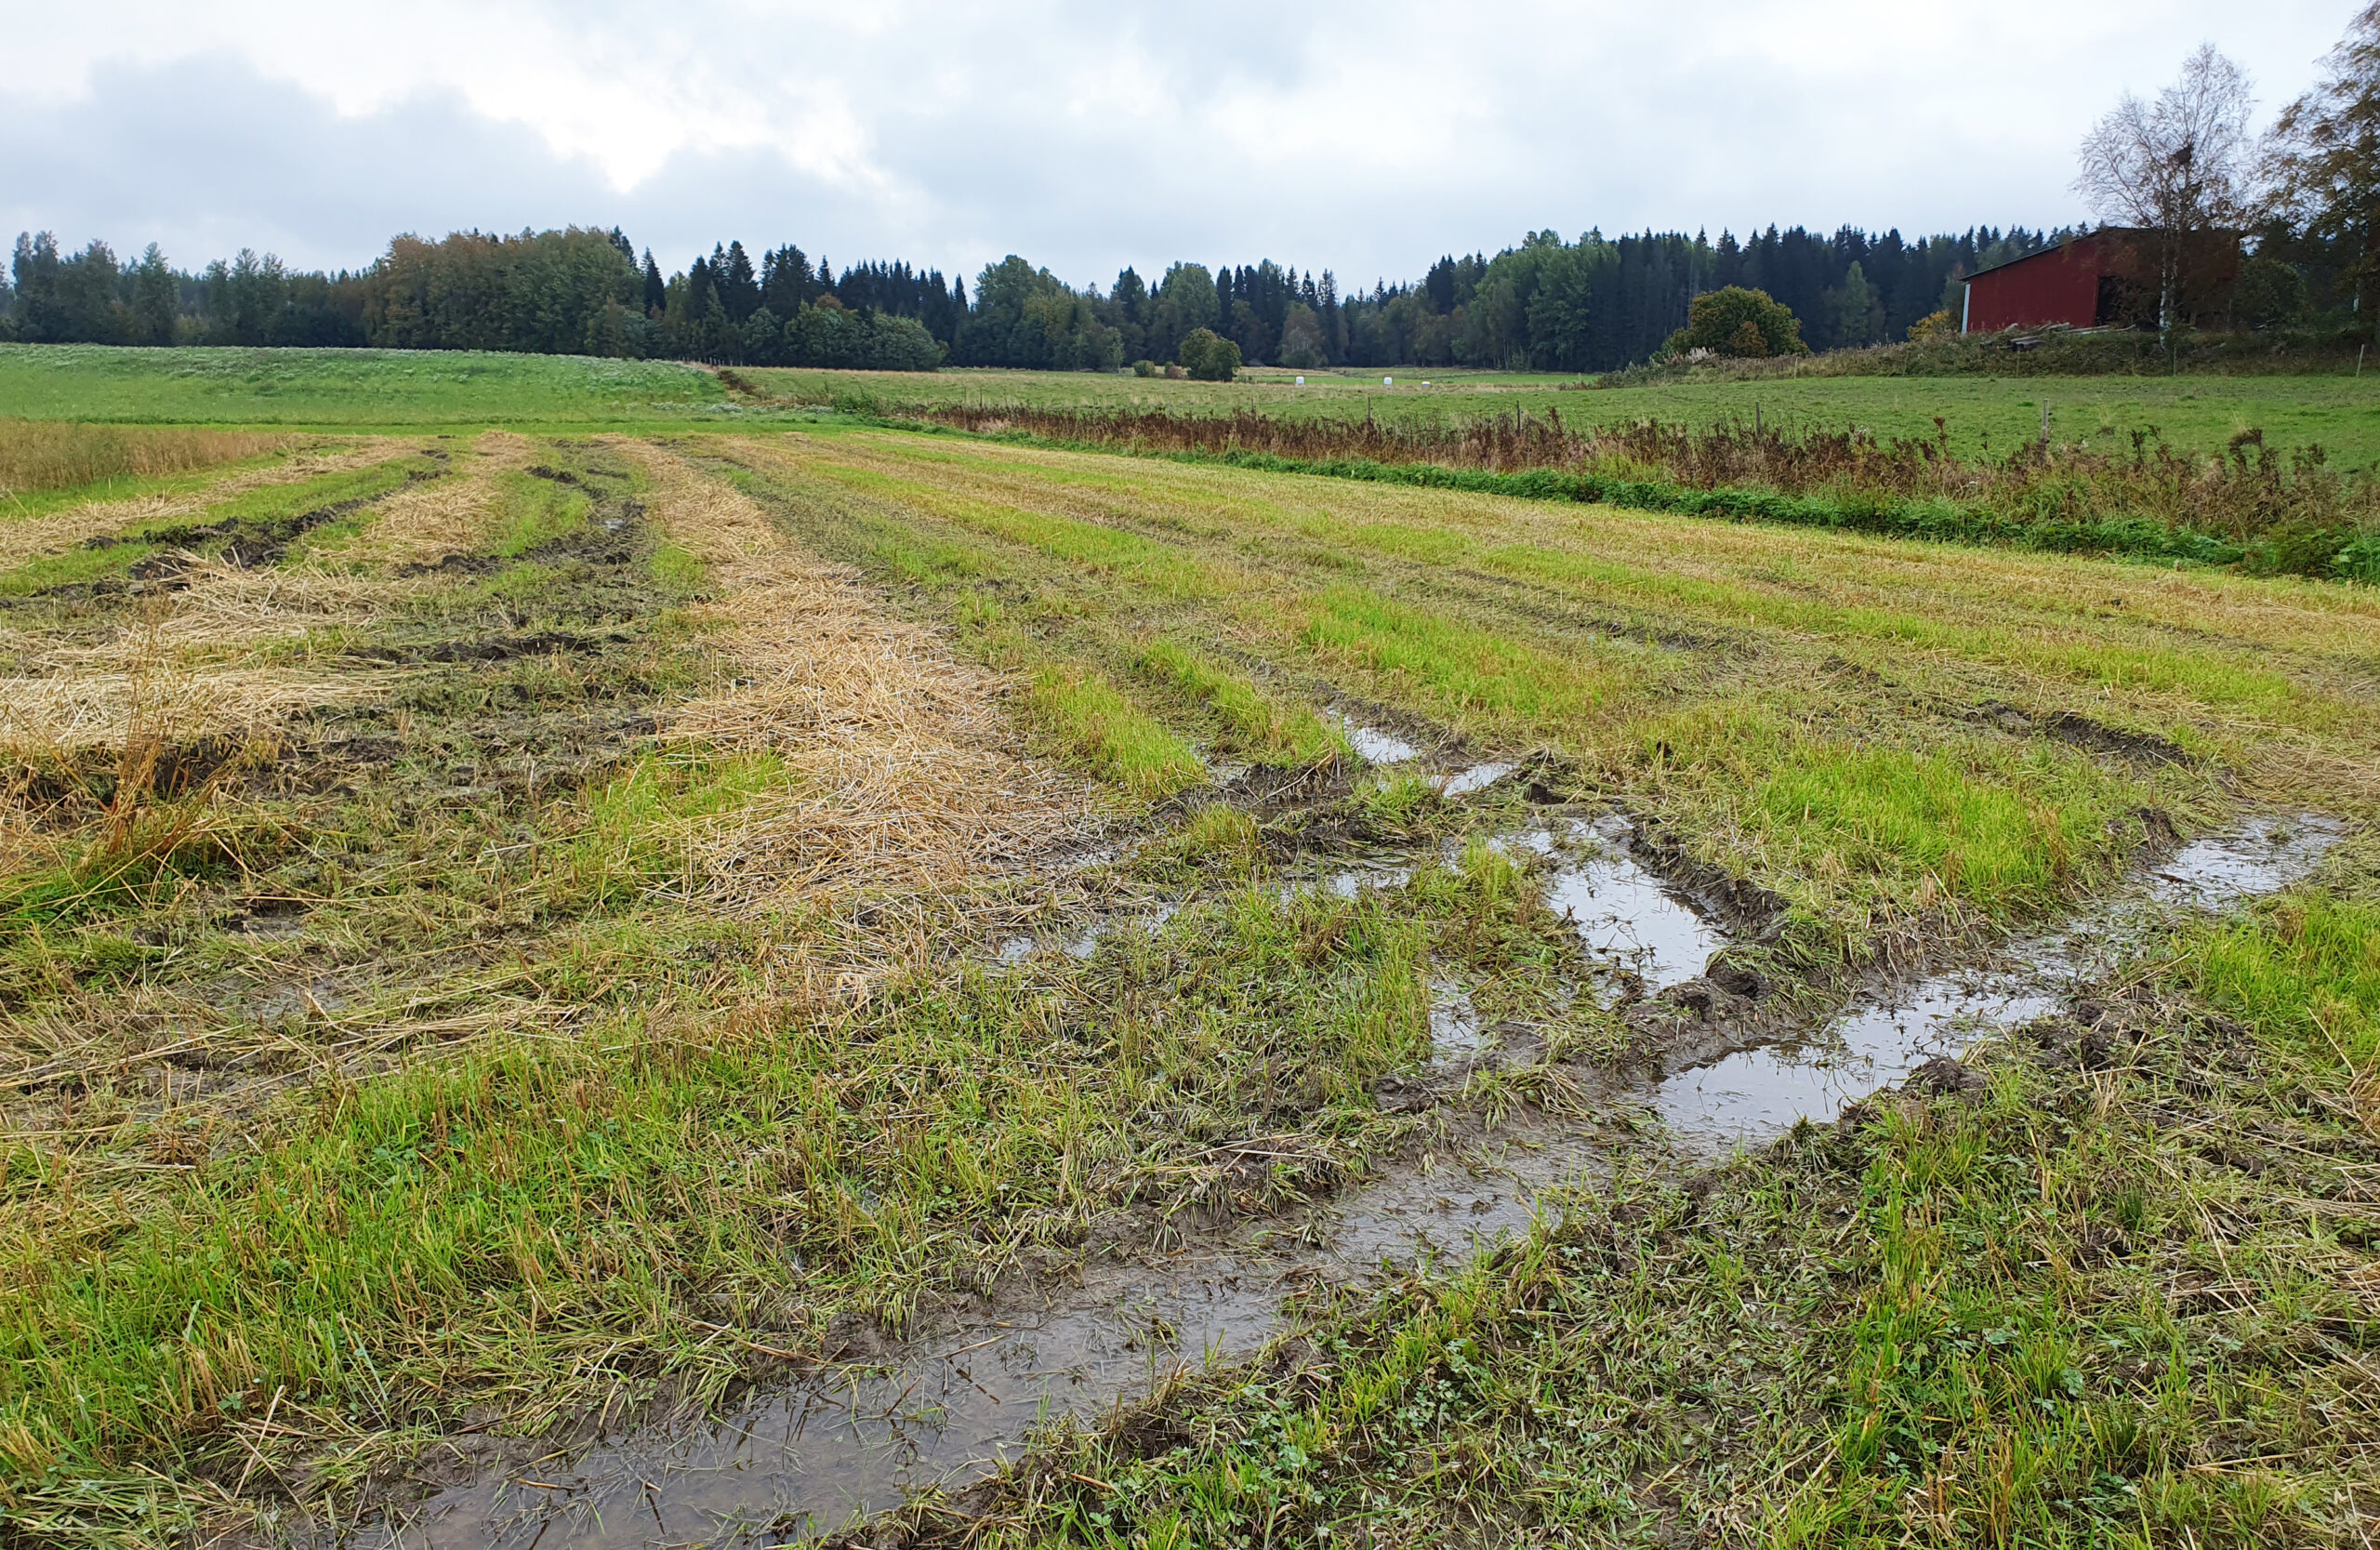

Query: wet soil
left=1651, top=812, right=2344, bottom=1149
left=345, top=806, right=2355, bottom=1550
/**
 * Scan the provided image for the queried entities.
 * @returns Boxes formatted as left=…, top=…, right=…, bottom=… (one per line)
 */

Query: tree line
left=0, top=221, right=2072, bottom=374
left=3, top=3, right=2370, bottom=379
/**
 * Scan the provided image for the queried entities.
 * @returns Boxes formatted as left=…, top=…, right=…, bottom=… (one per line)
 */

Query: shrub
left=1178, top=327, right=1242, bottom=381
left=1665, top=285, right=1809, bottom=359
left=1906, top=308, right=1957, bottom=342
left=2235, top=257, right=2309, bottom=330
left=1133, top=359, right=1159, bottom=378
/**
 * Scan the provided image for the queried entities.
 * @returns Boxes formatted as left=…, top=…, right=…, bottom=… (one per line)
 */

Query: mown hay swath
left=629, top=441, right=1097, bottom=909
left=0, top=441, right=403, bottom=574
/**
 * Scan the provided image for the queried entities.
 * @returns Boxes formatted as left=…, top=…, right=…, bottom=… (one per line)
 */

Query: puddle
left=1436, top=761, right=1513, bottom=798
left=1290, top=817, right=1725, bottom=992
left=1329, top=711, right=1419, bottom=765
left=1656, top=971, right=2064, bottom=1150
left=1536, top=819, right=1724, bottom=991
left=2149, top=812, right=2342, bottom=908
left=995, top=902, right=1185, bottom=965
left=367, top=813, right=2339, bottom=1547
left=360, top=1124, right=1613, bottom=1550
left=1656, top=812, right=2344, bottom=1152
left=1429, top=981, right=1483, bottom=1061
left=1314, top=861, right=1415, bottom=898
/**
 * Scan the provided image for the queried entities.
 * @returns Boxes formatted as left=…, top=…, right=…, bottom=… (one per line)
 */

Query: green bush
left=1177, top=327, right=1242, bottom=381
left=1663, top=285, right=1809, bottom=359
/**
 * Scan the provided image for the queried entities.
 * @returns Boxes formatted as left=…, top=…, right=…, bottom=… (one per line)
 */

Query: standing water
left=360, top=814, right=2337, bottom=1548
left=1655, top=813, right=2342, bottom=1149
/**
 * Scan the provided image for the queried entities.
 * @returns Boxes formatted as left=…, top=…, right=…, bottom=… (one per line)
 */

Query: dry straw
left=336, top=430, right=533, bottom=568
left=626, top=439, right=1096, bottom=911
left=0, top=420, right=290, bottom=501
left=0, top=439, right=533, bottom=753
left=0, top=440, right=402, bottom=574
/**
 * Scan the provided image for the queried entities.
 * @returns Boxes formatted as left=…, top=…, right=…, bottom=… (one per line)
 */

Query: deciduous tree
left=2265, top=4, right=2380, bottom=332
left=2074, top=45, right=2258, bottom=328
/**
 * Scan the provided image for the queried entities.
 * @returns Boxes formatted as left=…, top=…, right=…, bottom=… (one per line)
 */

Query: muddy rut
left=347, top=783, right=2341, bottom=1550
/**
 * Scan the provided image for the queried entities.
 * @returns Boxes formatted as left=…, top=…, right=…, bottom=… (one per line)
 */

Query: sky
left=1, top=0, right=2360, bottom=291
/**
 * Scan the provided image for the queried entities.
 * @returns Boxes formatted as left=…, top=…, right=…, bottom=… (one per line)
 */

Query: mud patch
left=351, top=1113, right=1623, bottom=1550
left=1972, top=700, right=2192, bottom=766
left=1653, top=812, right=2343, bottom=1153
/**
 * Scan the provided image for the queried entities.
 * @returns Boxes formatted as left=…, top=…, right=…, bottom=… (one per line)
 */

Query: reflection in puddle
left=1437, top=761, right=1513, bottom=798
left=380, top=814, right=2339, bottom=1548
left=1309, top=817, right=1724, bottom=992
left=1658, top=974, right=2062, bottom=1148
left=1657, top=811, right=2343, bottom=1151
left=996, top=903, right=1186, bottom=965
left=2150, top=812, right=2342, bottom=909
left=1316, top=862, right=1415, bottom=898
left=1329, top=711, right=1419, bottom=764
left=1537, top=821, right=1722, bottom=990
left=1430, top=982, right=1482, bottom=1060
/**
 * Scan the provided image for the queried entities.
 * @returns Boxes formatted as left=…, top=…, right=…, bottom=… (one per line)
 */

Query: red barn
left=1961, top=229, right=2238, bottom=334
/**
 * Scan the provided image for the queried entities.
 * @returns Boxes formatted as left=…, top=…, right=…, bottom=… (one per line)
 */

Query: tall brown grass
left=895, top=400, right=2379, bottom=576
left=0, top=420, right=289, bottom=501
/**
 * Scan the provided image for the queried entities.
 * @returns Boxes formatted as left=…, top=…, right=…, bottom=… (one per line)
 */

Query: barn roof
left=1964, top=228, right=2148, bottom=283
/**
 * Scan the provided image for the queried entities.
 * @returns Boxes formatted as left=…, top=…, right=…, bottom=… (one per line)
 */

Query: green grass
left=1025, top=661, right=1205, bottom=797
left=484, top=468, right=593, bottom=556
left=1297, top=582, right=1659, bottom=735
left=0, top=867, right=1578, bottom=1533
left=0, top=345, right=741, bottom=429
left=4, top=346, right=2372, bottom=464
left=1754, top=743, right=2117, bottom=914
left=1130, top=640, right=1347, bottom=765
left=928, top=893, right=2380, bottom=1548
left=760, top=363, right=2380, bottom=463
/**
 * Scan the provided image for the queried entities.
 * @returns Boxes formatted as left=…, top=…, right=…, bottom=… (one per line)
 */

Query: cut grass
left=919, top=892, right=2380, bottom=1547
left=715, top=431, right=2310, bottom=934
left=0, top=414, right=2373, bottom=1548
left=0, top=453, right=443, bottom=594
left=1130, top=640, right=1347, bottom=765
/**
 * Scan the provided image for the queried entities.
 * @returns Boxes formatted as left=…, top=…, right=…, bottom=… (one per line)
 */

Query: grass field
left=8, top=344, right=2377, bottom=465
left=761, top=363, right=2380, bottom=463
left=0, top=353, right=2376, bottom=1547
left=0, top=345, right=740, bottom=429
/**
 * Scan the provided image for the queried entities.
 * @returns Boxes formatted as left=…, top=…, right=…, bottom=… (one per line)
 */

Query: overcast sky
left=2, top=1, right=2359, bottom=290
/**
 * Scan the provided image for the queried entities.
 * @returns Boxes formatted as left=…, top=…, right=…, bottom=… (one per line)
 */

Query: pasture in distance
left=0, top=347, right=2376, bottom=1548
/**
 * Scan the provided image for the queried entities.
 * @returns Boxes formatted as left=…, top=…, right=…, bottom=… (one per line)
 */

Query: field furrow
left=0, top=407, right=2370, bottom=1550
